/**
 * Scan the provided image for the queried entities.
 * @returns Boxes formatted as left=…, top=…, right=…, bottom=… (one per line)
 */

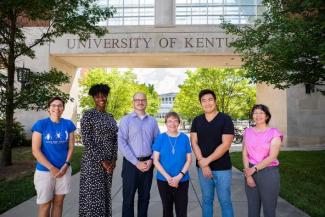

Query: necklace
left=167, top=133, right=178, bottom=155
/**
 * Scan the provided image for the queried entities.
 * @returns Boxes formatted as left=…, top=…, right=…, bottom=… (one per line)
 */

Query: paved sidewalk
left=1, top=152, right=309, bottom=217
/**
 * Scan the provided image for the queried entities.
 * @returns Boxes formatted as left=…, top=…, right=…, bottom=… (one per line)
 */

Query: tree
left=221, top=0, right=325, bottom=93
left=0, top=69, right=71, bottom=150
left=173, top=68, right=256, bottom=122
left=79, top=68, right=160, bottom=119
left=0, top=0, right=115, bottom=166
left=1, top=69, right=70, bottom=113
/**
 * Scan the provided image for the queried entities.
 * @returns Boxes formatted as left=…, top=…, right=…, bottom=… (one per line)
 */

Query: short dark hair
left=88, top=84, right=110, bottom=97
left=47, top=96, right=65, bottom=108
left=165, top=112, right=181, bottom=123
left=251, top=104, right=272, bottom=124
left=199, top=89, right=216, bottom=102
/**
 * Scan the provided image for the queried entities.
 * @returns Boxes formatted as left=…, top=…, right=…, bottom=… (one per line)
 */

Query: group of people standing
left=31, top=84, right=283, bottom=217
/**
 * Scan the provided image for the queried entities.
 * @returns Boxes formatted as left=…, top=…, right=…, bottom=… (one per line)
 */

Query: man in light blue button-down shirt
left=118, top=92, right=160, bottom=217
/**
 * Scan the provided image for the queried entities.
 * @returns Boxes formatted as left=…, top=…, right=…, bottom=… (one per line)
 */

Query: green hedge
left=0, top=119, right=30, bottom=149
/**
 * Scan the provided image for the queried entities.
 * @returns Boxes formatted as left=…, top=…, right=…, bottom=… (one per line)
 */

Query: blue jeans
left=197, top=168, right=234, bottom=217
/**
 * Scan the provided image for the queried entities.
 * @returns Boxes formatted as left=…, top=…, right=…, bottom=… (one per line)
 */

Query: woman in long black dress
left=79, top=84, right=118, bottom=217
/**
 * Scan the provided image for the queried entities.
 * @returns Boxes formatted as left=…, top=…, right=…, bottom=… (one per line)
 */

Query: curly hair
left=88, top=84, right=110, bottom=97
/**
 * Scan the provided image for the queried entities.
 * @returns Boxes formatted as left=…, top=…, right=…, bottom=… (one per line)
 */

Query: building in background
left=12, top=0, right=325, bottom=147
left=156, top=92, right=177, bottom=119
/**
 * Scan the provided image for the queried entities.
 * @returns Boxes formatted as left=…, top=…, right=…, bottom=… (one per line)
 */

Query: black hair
left=47, top=96, right=65, bottom=108
left=198, top=89, right=216, bottom=102
left=250, top=104, right=272, bottom=124
left=88, top=84, right=110, bottom=97
left=165, top=112, right=181, bottom=123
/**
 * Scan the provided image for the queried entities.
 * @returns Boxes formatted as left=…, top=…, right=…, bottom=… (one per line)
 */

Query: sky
left=125, top=68, right=195, bottom=94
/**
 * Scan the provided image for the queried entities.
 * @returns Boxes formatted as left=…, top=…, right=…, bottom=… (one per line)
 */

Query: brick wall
left=17, top=16, right=49, bottom=27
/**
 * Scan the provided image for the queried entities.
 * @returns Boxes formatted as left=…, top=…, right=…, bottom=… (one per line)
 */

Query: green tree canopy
left=79, top=68, right=160, bottom=119
left=0, top=68, right=71, bottom=114
left=221, top=0, right=325, bottom=93
left=173, top=68, right=256, bottom=122
left=0, top=0, right=115, bottom=166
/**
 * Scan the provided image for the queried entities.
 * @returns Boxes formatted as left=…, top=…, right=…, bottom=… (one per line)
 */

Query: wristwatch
left=65, top=161, right=71, bottom=166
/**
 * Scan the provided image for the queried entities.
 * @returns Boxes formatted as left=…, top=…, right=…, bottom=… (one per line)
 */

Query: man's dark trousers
left=122, top=157, right=153, bottom=217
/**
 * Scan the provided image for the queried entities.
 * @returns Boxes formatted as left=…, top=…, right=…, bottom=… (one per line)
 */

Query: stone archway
left=15, top=23, right=325, bottom=147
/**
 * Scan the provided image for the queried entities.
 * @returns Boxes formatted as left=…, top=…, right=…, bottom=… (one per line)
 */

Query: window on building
left=96, top=0, right=155, bottom=26
left=176, top=0, right=266, bottom=25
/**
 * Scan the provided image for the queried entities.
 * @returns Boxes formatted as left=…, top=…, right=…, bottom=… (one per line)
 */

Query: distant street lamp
left=16, top=66, right=31, bottom=88
left=305, top=83, right=315, bottom=94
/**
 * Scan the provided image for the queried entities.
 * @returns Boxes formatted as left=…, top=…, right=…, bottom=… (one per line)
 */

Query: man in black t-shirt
left=190, top=89, right=234, bottom=217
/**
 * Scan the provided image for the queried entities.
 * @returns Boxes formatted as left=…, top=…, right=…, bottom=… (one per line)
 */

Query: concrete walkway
left=1, top=152, right=309, bottom=217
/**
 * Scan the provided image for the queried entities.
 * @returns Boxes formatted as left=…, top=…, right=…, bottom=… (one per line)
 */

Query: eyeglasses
left=133, top=99, right=147, bottom=103
left=166, top=120, right=180, bottom=124
left=201, top=98, right=215, bottom=103
left=252, top=112, right=265, bottom=115
left=50, top=104, right=64, bottom=108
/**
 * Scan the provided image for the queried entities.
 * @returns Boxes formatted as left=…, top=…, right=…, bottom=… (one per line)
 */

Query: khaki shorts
left=34, top=166, right=72, bottom=204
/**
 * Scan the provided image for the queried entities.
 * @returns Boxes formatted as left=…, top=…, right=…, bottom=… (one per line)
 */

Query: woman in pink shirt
left=243, top=104, right=283, bottom=217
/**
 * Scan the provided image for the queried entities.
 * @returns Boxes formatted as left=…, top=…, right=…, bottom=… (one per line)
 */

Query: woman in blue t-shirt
left=31, top=96, right=76, bottom=217
left=153, top=112, right=192, bottom=217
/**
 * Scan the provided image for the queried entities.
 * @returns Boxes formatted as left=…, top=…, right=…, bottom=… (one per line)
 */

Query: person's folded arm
left=118, top=118, right=138, bottom=165
left=255, top=137, right=281, bottom=171
left=199, top=134, right=233, bottom=168
left=81, top=113, right=110, bottom=165
left=153, top=151, right=171, bottom=180
left=32, top=131, right=59, bottom=176
left=173, top=153, right=192, bottom=184
left=190, top=132, right=204, bottom=162
left=242, top=140, right=250, bottom=170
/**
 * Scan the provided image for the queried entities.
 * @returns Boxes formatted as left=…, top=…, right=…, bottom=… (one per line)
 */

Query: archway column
left=256, top=83, right=288, bottom=145
left=49, top=56, right=78, bottom=123
left=155, top=0, right=175, bottom=26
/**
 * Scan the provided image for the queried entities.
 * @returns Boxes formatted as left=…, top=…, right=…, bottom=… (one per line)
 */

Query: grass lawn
left=230, top=150, right=325, bottom=217
left=0, top=146, right=84, bottom=214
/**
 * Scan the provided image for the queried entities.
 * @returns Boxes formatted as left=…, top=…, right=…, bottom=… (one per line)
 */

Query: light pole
left=16, top=66, right=31, bottom=88
left=246, top=98, right=253, bottom=127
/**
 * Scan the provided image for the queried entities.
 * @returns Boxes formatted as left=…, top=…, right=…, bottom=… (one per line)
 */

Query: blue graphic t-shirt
left=32, top=117, right=76, bottom=171
left=152, top=132, right=192, bottom=182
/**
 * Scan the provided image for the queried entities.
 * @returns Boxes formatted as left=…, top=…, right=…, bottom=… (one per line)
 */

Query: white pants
left=34, top=166, right=72, bottom=204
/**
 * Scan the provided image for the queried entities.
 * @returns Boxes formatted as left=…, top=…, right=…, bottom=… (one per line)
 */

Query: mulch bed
left=0, top=160, right=35, bottom=182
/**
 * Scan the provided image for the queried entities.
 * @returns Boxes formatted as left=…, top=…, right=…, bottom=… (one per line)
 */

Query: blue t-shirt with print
left=152, top=132, right=192, bottom=182
left=32, top=117, right=76, bottom=171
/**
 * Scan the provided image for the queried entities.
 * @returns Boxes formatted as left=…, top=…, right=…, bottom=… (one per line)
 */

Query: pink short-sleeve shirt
left=243, top=127, right=283, bottom=167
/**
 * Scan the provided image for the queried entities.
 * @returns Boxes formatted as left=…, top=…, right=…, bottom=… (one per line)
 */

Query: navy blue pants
left=122, top=158, right=153, bottom=217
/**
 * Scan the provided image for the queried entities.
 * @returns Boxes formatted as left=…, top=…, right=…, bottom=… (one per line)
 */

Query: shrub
left=0, top=119, right=30, bottom=149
